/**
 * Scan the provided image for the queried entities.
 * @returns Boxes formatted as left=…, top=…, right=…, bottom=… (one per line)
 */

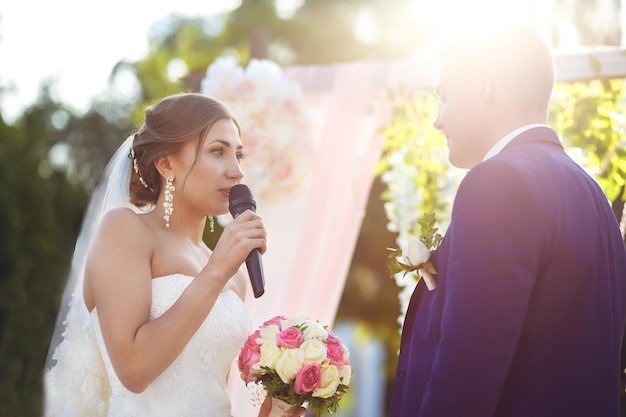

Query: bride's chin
left=211, top=208, right=229, bottom=217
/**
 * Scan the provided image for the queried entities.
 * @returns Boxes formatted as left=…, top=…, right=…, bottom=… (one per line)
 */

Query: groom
left=390, top=20, right=626, bottom=417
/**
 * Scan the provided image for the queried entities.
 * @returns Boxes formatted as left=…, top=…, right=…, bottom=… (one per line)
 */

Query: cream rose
left=338, top=364, right=352, bottom=386
left=302, top=321, right=328, bottom=340
left=255, top=341, right=282, bottom=371
left=300, top=339, right=327, bottom=365
left=281, top=316, right=307, bottom=329
left=258, top=324, right=280, bottom=344
left=275, top=348, right=304, bottom=383
left=312, top=364, right=340, bottom=398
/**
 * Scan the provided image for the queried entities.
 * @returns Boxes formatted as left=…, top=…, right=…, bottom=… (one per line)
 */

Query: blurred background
left=1, top=0, right=625, bottom=416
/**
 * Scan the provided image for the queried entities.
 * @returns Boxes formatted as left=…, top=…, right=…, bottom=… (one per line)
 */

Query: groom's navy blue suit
left=390, top=127, right=626, bottom=417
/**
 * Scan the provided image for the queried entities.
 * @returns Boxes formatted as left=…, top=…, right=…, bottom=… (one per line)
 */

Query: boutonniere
left=387, top=212, right=443, bottom=291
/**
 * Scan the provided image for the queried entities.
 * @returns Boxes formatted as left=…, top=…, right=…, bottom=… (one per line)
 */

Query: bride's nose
left=227, top=160, right=244, bottom=180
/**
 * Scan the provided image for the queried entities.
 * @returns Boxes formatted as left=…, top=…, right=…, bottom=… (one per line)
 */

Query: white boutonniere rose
left=402, top=236, right=431, bottom=266
left=388, top=212, right=443, bottom=291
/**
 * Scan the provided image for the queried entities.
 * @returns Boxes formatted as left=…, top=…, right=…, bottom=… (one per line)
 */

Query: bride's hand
left=257, top=397, right=307, bottom=417
left=206, top=209, right=266, bottom=280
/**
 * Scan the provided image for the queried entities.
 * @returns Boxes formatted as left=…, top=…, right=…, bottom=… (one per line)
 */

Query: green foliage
left=0, top=105, right=88, bottom=416
left=550, top=79, right=626, bottom=207
left=281, top=0, right=438, bottom=65
left=257, top=368, right=349, bottom=416
left=417, top=212, right=444, bottom=252
left=377, top=90, right=452, bottom=220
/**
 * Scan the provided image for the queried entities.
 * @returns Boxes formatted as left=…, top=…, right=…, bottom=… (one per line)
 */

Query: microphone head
left=229, top=184, right=256, bottom=217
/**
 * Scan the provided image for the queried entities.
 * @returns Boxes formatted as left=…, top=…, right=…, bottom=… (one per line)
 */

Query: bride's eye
left=236, top=151, right=245, bottom=161
left=212, top=147, right=224, bottom=156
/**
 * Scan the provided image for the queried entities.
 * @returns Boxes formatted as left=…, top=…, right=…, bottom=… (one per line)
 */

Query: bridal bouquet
left=238, top=316, right=352, bottom=416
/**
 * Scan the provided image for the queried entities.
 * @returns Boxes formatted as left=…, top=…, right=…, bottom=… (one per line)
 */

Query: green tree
left=550, top=78, right=626, bottom=231
left=0, top=92, right=88, bottom=416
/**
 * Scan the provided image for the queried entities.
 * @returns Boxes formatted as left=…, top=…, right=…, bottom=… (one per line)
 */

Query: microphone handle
left=246, top=248, right=265, bottom=298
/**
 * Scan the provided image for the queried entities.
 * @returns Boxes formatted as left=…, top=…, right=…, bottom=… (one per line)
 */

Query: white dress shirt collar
left=482, top=123, right=549, bottom=162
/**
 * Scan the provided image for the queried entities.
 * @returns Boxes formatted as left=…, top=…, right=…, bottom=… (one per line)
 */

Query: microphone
left=228, top=184, right=265, bottom=298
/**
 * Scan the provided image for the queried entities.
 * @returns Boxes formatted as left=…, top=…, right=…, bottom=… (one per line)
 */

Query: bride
left=44, top=93, right=304, bottom=417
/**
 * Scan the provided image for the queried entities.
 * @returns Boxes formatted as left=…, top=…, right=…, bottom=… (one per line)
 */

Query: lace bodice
left=46, top=274, right=252, bottom=417
left=95, top=274, right=252, bottom=417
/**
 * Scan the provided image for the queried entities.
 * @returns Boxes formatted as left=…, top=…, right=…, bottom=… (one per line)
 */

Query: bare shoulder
left=84, top=209, right=155, bottom=310
left=87, top=208, right=154, bottom=268
left=99, top=207, right=148, bottom=231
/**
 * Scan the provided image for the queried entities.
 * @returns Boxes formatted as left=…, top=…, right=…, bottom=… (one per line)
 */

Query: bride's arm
left=84, top=207, right=263, bottom=393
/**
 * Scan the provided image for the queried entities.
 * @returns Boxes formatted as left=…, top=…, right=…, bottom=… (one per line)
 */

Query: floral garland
left=380, top=141, right=460, bottom=329
left=201, top=56, right=312, bottom=206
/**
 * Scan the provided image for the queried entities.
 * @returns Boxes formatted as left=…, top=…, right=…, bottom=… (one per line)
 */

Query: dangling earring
left=208, top=215, right=215, bottom=233
left=163, top=176, right=175, bottom=228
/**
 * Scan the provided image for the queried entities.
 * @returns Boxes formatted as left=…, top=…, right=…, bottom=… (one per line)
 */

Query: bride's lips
left=219, top=184, right=240, bottom=198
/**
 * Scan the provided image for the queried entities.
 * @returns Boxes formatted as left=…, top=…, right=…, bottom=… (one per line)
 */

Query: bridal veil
left=44, top=136, right=145, bottom=416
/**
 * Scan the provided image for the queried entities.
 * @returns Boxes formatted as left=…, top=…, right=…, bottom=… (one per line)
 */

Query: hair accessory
left=129, top=146, right=152, bottom=191
left=163, top=176, right=175, bottom=227
left=209, top=215, right=215, bottom=233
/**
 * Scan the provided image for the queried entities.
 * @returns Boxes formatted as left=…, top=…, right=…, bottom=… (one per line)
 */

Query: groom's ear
left=478, top=64, right=500, bottom=105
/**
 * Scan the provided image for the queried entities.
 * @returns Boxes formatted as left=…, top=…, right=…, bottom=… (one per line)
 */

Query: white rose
left=338, top=364, right=352, bottom=386
left=301, top=321, right=328, bottom=341
left=275, top=348, right=304, bottom=383
left=255, top=342, right=282, bottom=371
left=299, top=339, right=327, bottom=365
left=402, top=236, right=430, bottom=267
left=312, top=364, right=340, bottom=398
left=281, top=316, right=307, bottom=329
left=258, top=324, right=280, bottom=344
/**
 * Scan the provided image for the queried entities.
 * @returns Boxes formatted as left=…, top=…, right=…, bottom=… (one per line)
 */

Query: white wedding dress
left=45, top=273, right=253, bottom=417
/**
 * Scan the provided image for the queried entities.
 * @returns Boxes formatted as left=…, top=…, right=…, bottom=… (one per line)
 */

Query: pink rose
left=233, top=79, right=256, bottom=97
left=325, top=331, right=345, bottom=365
left=277, top=327, right=303, bottom=349
left=238, top=336, right=261, bottom=383
left=263, top=315, right=287, bottom=329
left=247, top=329, right=261, bottom=343
left=326, top=341, right=344, bottom=366
left=294, top=362, right=322, bottom=394
left=272, top=159, right=293, bottom=181
left=326, top=330, right=340, bottom=345
left=282, top=99, right=300, bottom=119
left=242, top=132, right=259, bottom=150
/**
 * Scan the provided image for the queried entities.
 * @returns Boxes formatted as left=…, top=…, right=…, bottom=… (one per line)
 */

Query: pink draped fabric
left=227, top=60, right=428, bottom=417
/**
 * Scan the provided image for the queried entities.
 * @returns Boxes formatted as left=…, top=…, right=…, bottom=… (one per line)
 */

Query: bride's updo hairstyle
left=129, top=93, right=240, bottom=207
